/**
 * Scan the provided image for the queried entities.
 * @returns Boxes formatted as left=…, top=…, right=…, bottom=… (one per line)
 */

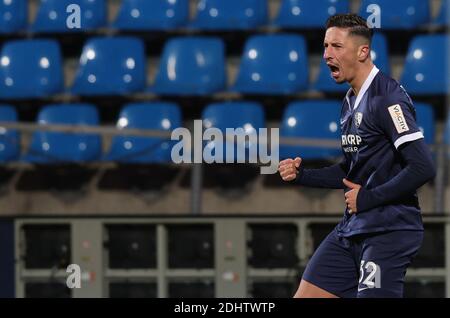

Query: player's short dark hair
left=326, top=14, right=373, bottom=44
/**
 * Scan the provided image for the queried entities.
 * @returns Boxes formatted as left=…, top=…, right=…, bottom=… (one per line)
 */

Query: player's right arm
left=278, top=157, right=348, bottom=189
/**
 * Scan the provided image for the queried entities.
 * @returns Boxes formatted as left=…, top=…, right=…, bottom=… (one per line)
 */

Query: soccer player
left=278, top=14, right=436, bottom=298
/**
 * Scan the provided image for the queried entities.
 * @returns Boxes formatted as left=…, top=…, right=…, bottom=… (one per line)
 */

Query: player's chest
left=340, top=103, right=379, bottom=154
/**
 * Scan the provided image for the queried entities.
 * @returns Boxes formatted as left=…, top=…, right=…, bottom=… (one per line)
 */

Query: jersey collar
left=345, top=65, right=380, bottom=110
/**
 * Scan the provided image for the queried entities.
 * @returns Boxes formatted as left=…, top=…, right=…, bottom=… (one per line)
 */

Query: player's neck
left=350, top=62, right=375, bottom=97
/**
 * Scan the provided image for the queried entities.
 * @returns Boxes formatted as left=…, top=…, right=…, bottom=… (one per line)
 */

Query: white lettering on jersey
left=388, top=104, right=409, bottom=133
left=341, top=134, right=362, bottom=153
left=341, top=134, right=362, bottom=146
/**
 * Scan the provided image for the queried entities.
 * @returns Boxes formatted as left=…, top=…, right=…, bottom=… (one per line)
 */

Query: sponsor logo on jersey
left=388, top=104, right=409, bottom=133
left=341, top=134, right=362, bottom=153
left=355, top=112, right=363, bottom=128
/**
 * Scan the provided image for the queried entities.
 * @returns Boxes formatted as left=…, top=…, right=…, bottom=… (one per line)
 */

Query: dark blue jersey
left=336, top=66, right=425, bottom=237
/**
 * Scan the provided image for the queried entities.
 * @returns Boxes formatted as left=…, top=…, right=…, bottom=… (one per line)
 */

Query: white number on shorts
left=359, top=260, right=381, bottom=289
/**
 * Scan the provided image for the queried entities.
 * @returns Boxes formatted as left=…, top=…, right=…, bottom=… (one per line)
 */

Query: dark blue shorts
left=302, top=227, right=423, bottom=298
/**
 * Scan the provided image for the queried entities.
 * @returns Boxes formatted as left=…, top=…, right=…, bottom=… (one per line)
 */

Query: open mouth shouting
left=327, top=63, right=341, bottom=79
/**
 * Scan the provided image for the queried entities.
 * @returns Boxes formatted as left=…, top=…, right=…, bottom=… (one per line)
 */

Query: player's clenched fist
left=278, top=157, right=302, bottom=182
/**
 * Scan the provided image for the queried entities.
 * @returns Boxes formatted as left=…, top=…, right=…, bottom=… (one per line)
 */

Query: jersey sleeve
left=374, top=97, right=424, bottom=149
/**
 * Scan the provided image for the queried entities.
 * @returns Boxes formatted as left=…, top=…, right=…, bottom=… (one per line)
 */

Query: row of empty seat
left=0, top=0, right=448, bottom=34
left=0, top=101, right=442, bottom=163
left=0, top=34, right=448, bottom=98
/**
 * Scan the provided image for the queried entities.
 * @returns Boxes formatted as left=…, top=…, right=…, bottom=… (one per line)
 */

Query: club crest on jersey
left=354, top=112, right=363, bottom=128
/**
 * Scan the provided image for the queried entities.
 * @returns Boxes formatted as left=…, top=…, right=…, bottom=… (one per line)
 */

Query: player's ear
left=358, top=44, right=370, bottom=61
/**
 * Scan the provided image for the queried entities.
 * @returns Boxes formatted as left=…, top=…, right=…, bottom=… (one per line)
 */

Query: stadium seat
left=273, top=0, right=349, bottom=29
left=152, top=37, right=226, bottom=95
left=369, top=32, right=390, bottom=75
left=358, top=0, right=430, bottom=29
left=24, top=104, right=101, bottom=163
left=433, top=0, right=449, bottom=26
left=71, top=37, right=146, bottom=96
left=191, top=0, right=268, bottom=30
left=414, top=103, right=435, bottom=145
left=0, top=105, right=20, bottom=162
left=280, top=100, right=342, bottom=160
left=0, top=0, right=27, bottom=33
left=201, top=102, right=265, bottom=163
left=400, top=34, right=449, bottom=95
left=32, top=0, right=107, bottom=33
left=0, top=40, right=64, bottom=99
left=312, top=32, right=390, bottom=93
left=105, top=102, right=181, bottom=163
left=233, top=34, right=309, bottom=95
left=113, top=0, right=189, bottom=31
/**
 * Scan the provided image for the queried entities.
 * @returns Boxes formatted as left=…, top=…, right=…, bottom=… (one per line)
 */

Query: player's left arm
left=353, top=138, right=435, bottom=212
left=345, top=98, right=436, bottom=213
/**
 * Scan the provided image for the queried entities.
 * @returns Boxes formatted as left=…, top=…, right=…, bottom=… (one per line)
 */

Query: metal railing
left=0, top=121, right=448, bottom=214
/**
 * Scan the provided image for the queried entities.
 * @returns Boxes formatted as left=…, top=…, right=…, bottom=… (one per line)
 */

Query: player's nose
left=323, top=47, right=333, bottom=61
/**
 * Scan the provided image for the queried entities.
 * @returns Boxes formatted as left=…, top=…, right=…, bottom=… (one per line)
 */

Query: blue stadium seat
left=435, top=0, right=449, bottom=26
left=24, top=104, right=101, bottom=163
left=201, top=102, right=265, bottom=163
left=280, top=100, right=342, bottom=160
left=152, top=37, right=226, bottom=95
left=191, top=0, right=268, bottom=30
left=274, top=0, right=349, bottom=29
left=369, top=33, right=390, bottom=75
left=0, top=40, right=64, bottom=99
left=71, top=37, right=146, bottom=96
left=32, top=0, right=107, bottom=33
left=0, top=105, right=20, bottom=162
left=0, top=0, right=27, bottom=33
left=414, top=103, right=435, bottom=145
left=233, top=34, right=309, bottom=94
left=105, top=102, right=181, bottom=163
left=312, top=32, right=390, bottom=93
left=400, top=35, right=449, bottom=95
left=358, top=0, right=430, bottom=29
left=113, top=0, right=189, bottom=31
